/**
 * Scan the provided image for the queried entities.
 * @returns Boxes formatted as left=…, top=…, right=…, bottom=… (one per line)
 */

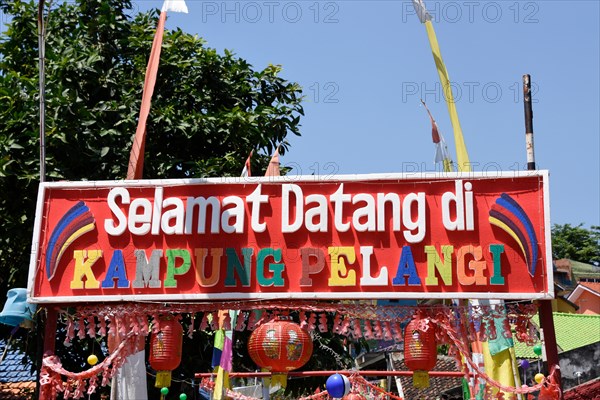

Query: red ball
left=248, top=319, right=313, bottom=372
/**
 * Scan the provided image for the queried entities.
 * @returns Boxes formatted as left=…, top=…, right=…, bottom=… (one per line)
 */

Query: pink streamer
left=363, top=320, right=373, bottom=340
left=340, top=317, right=351, bottom=336
left=373, top=320, right=383, bottom=339
left=353, top=319, right=362, bottom=338
left=235, top=311, right=247, bottom=331
left=86, top=315, right=96, bottom=338
left=98, top=318, right=107, bottom=337
left=223, top=312, right=232, bottom=331
left=246, top=311, right=257, bottom=331
left=299, top=311, right=308, bottom=330
left=307, top=313, right=317, bottom=332
left=209, top=312, right=218, bottom=331
left=77, top=317, right=86, bottom=340
left=65, top=317, right=75, bottom=345
left=332, top=313, right=342, bottom=334
left=318, top=313, right=328, bottom=332
left=383, top=321, right=393, bottom=341
left=200, top=313, right=209, bottom=330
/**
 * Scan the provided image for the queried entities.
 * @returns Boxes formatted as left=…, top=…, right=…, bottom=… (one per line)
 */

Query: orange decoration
left=538, top=369, right=561, bottom=400
left=248, top=318, right=313, bottom=372
left=342, top=393, right=367, bottom=400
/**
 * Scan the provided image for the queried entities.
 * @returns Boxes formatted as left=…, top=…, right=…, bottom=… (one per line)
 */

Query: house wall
left=521, top=342, right=600, bottom=391
left=552, top=298, right=577, bottom=313
left=558, top=342, right=600, bottom=390
left=575, top=291, right=600, bottom=315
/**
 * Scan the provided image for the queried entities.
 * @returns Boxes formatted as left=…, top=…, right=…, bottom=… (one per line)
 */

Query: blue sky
left=135, top=0, right=600, bottom=228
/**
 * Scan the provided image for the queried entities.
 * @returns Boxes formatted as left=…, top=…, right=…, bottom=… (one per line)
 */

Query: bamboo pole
left=38, top=0, right=46, bottom=183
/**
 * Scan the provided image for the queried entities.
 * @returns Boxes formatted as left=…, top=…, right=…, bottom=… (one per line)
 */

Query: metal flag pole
left=523, top=73, right=563, bottom=399
left=523, top=74, right=535, bottom=172
left=36, top=3, right=57, bottom=399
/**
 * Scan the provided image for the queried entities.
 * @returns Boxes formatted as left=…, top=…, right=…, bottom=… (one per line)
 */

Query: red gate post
left=40, top=307, right=58, bottom=400
left=539, top=301, right=562, bottom=396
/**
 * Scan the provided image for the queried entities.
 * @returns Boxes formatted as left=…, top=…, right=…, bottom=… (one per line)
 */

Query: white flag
left=162, top=0, right=188, bottom=13
left=241, top=150, right=253, bottom=178
left=412, top=0, right=431, bottom=23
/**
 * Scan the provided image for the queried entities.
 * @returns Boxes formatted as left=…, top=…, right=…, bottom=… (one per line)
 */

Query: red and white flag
left=421, top=100, right=453, bottom=172
left=264, top=146, right=281, bottom=177
left=241, top=150, right=253, bottom=177
left=126, top=0, right=188, bottom=180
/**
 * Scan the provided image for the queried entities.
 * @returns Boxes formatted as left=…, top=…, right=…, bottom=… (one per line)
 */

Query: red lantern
left=404, top=312, right=437, bottom=389
left=248, top=318, right=313, bottom=372
left=149, top=316, right=183, bottom=388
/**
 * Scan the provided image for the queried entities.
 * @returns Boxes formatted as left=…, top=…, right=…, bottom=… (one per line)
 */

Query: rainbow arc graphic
left=488, top=194, right=538, bottom=277
left=45, top=201, right=96, bottom=280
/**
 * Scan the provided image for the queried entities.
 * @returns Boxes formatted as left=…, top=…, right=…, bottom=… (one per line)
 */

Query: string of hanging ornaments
left=38, top=301, right=560, bottom=399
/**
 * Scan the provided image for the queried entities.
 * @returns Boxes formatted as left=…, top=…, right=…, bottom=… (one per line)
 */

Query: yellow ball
left=87, top=354, right=99, bottom=366
left=534, top=373, right=545, bottom=384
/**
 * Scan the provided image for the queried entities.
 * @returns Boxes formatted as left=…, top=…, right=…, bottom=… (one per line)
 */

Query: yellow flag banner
left=482, top=344, right=521, bottom=397
left=424, top=20, right=471, bottom=172
left=212, top=366, right=230, bottom=400
left=471, top=300, right=521, bottom=398
left=414, top=2, right=521, bottom=394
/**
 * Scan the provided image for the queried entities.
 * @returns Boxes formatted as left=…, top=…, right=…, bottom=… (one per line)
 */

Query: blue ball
left=326, top=373, right=350, bottom=398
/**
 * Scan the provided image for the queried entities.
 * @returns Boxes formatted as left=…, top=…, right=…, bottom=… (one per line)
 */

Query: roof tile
left=0, top=340, right=36, bottom=384
left=564, top=377, right=600, bottom=400
left=391, top=353, right=463, bottom=399
left=514, top=312, right=600, bottom=358
left=0, top=381, right=36, bottom=400
left=580, top=281, right=600, bottom=295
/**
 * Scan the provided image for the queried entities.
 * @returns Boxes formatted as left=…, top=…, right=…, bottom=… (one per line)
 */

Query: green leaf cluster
left=551, top=223, right=600, bottom=265
left=0, top=0, right=303, bottom=296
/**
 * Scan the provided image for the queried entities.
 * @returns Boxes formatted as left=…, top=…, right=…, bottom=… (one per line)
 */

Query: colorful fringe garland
left=39, top=301, right=550, bottom=399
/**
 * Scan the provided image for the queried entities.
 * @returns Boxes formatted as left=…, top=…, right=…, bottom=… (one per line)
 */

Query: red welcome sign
left=27, top=171, right=552, bottom=303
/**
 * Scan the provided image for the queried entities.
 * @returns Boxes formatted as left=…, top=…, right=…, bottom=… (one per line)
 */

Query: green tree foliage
left=1, top=3, right=306, bottom=397
left=551, top=224, right=600, bottom=265
left=0, top=0, right=303, bottom=299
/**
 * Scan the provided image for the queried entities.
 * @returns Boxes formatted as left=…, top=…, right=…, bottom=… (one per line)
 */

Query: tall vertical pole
left=523, top=74, right=562, bottom=398
left=38, top=0, right=46, bottom=183
left=37, top=3, right=54, bottom=399
left=523, top=75, right=535, bottom=171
